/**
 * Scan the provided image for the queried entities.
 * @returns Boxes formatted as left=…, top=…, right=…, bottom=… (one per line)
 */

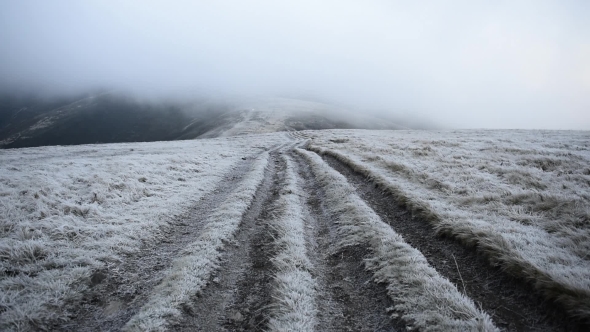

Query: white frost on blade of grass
left=296, top=148, right=498, bottom=331
left=267, top=154, right=316, bottom=332
left=0, top=133, right=289, bottom=331
left=123, top=152, right=270, bottom=332
left=305, top=129, right=590, bottom=319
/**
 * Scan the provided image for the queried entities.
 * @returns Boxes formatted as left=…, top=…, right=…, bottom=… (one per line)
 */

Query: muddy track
left=172, top=148, right=283, bottom=331
left=290, top=150, right=406, bottom=332
left=320, top=152, right=586, bottom=332
left=56, top=151, right=265, bottom=332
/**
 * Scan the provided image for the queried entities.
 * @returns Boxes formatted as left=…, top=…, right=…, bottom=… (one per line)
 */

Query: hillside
left=1, top=129, right=589, bottom=331
left=0, top=93, right=409, bottom=149
left=0, top=93, right=229, bottom=148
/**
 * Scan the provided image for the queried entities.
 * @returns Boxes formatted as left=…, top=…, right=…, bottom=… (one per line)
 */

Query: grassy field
left=307, top=129, right=590, bottom=320
left=0, top=134, right=288, bottom=330
left=1, top=129, right=589, bottom=331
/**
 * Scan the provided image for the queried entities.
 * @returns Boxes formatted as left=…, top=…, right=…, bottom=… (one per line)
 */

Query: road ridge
left=266, top=153, right=317, bottom=331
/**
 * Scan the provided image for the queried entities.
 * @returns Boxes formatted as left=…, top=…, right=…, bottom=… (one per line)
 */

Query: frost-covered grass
left=0, top=134, right=287, bottom=331
left=306, top=129, right=590, bottom=319
left=267, top=154, right=316, bottom=332
left=296, top=148, right=498, bottom=331
left=123, top=152, right=270, bottom=332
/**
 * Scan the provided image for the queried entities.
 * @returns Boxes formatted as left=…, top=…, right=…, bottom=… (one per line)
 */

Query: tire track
left=172, top=146, right=284, bottom=332
left=290, top=150, right=406, bottom=332
left=55, top=138, right=561, bottom=331
left=297, top=148, right=498, bottom=331
left=319, top=152, right=585, bottom=332
left=122, top=150, right=271, bottom=331
left=56, top=153, right=262, bottom=332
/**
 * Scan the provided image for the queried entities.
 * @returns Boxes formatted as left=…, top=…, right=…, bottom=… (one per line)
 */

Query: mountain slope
left=0, top=94, right=412, bottom=149
left=0, top=93, right=233, bottom=148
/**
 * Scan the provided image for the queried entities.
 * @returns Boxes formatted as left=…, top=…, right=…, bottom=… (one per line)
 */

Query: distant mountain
left=0, top=93, right=415, bottom=149
left=0, top=92, right=226, bottom=148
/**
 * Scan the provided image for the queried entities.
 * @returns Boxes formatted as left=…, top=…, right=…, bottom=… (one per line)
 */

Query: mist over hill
left=0, top=92, right=220, bottom=148
left=0, top=91, right=432, bottom=149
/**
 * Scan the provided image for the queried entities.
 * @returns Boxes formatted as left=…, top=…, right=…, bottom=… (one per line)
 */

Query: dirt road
left=55, top=136, right=584, bottom=331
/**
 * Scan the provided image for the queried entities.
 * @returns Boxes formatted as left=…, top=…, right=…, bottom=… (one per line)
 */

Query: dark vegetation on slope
left=0, top=92, right=235, bottom=149
left=0, top=91, right=420, bottom=149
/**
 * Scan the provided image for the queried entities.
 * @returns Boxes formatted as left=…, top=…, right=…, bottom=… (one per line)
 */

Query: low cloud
left=1, top=0, right=589, bottom=129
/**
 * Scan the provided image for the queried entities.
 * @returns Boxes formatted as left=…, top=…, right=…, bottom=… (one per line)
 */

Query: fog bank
left=1, top=0, right=589, bottom=129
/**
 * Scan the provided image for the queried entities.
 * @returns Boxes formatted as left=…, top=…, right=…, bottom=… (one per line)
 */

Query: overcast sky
left=1, top=0, right=589, bottom=129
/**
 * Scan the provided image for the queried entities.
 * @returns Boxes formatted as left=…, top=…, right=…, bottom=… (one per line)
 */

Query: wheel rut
left=56, top=151, right=264, bottom=332
left=291, top=150, right=406, bottom=332
left=320, top=152, right=586, bottom=332
left=173, top=148, right=283, bottom=332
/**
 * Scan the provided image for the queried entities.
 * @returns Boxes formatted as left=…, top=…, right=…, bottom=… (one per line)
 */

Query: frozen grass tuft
left=123, top=152, right=269, bottom=332
left=296, top=148, right=498, bottom=331
left=267, top=154, right=317, bottom=332
left=306, top=129, right=590, bottom=320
